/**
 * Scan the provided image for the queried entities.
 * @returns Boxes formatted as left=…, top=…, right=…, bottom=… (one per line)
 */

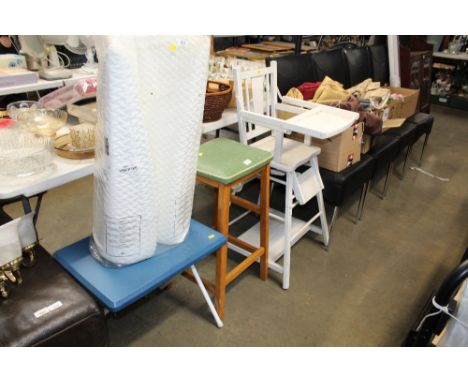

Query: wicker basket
left=203, top=81, right=233, bottom=123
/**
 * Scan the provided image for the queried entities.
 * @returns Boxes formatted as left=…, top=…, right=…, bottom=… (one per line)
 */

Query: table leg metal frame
left=0, top=192, right=46, bottom=229
left=190, top=265, right=223, bottom=328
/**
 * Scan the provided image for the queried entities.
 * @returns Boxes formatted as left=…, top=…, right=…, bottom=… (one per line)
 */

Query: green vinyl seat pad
left=197, top=138, right=272, bottom=185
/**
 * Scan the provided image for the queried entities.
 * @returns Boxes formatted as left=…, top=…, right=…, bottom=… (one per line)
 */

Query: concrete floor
left=5, top=104, right=467, bottom=346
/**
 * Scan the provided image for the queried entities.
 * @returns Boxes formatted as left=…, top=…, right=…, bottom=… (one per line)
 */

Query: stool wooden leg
left=215, top=184, right=230, bottom=320
left=212, top=187, right=219, bottom=228
left=259, top=164, right=270, bottom=281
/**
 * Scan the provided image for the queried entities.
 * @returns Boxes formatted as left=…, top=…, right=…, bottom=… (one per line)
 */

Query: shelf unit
left=0, top=69, right=96, bottom=97
left=400, top=46, right=433, bottom=113
left=431, top=51, right=468, bottom=111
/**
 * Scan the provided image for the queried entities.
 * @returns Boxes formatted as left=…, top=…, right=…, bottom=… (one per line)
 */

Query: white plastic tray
left=281, top=97, right=359, bottom=139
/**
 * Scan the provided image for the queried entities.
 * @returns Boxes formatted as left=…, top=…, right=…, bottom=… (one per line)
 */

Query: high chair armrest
left=239, top=110, right=303, bottom=135
left=282, top=97, right=360, bottom=121
left=239, top=108, right=358, bottom=140
left=275, top=103, right=309, bottom=116
left=282, top=96, right=320, bottom=110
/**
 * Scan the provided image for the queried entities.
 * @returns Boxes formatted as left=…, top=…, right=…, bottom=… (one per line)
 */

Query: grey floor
left=5, top=104, right=468, bottom=346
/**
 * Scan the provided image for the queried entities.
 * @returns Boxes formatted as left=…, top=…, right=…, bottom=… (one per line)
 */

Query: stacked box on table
left=388, top=86, right=420, bottom=118
left=361, top=86, right=420, bottom=153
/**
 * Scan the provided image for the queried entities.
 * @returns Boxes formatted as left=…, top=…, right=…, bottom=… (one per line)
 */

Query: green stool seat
left=197, top=138, right=272, bottom=185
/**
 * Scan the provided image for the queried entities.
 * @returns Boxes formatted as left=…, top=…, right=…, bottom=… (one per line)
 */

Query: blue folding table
left=54, top=219, right=226, bottom=327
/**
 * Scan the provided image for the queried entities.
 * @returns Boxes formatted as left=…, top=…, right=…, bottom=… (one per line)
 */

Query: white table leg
left=190, top=265, right=223, bottom=328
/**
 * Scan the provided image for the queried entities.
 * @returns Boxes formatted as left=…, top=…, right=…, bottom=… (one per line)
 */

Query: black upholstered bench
left=0, top=246, right=108, bottom=347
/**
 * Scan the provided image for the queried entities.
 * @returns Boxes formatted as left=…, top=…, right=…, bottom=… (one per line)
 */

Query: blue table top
left=54, top=220, right=226, bottom=312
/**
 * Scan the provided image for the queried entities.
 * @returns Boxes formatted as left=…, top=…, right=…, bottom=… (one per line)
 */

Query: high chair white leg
left=282, top=172, right=294, bottom=290
left=317, top=190, right=329, bottom=246
left=309, top=156, right=329, bottom=246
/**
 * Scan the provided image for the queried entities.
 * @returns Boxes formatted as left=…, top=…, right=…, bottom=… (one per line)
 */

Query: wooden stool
left=197, top=138, right=272, bottom=319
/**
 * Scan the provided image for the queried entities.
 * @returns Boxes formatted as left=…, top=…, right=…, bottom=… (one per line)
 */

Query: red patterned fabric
left=297, top=82, right=321, bottom=100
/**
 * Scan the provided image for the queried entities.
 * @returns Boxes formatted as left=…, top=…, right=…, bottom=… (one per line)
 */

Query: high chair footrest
left=292, top=168, right=323, bottom=205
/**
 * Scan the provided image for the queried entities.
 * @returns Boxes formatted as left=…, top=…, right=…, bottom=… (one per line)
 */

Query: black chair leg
left=419, top=133, right=430, bottom=166
left=402, top=145, right=413, bottom=179
left=355, top=181, right=370, bottom=223
left=381, top=161, right=394, bottom=200
left=329, top=206, right=339, bottom=232
left=324, top=206, right=339, bottom=251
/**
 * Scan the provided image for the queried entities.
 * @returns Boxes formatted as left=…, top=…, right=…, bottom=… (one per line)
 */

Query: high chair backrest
left=233, top=61, right=279, bottom=145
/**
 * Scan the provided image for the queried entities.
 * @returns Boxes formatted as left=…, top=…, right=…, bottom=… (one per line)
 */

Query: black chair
left=368, top=45, right=390, bottom=85
left=364, top=135, right=401, bottom=199
left=406, top=112, right=434, bottom=164
left=384, top=121, right=419, bottom=178
left=267, top=53, right=316, bottom=96
left=344, top=47, right=373, bottom=87
left=319, top=155, right=375, bottom=234
left=310, top=49, right=350, bottom=87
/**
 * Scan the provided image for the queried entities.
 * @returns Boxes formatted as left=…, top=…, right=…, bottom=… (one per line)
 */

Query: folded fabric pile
left=286, top=77, right=405, bottom=136
left=297, top=81, right=321, bottom=100
left=313, top=76, right=349, bottom=103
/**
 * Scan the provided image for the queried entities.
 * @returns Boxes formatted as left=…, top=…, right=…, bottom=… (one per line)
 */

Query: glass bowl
left=6, top=100, right=40, bottom=120
left=0, top=129, right=54, bottom=177
left=15, top=108, right=68, bottom=137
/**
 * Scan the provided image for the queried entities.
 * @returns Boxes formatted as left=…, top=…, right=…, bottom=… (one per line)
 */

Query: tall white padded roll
left=91, top=36, right=159, bottom=266
left=135, top=36, right=210, bottom=244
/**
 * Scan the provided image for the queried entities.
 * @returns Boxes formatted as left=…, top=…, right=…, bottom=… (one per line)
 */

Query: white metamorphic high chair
left=231, top=61, right=331, bottom=290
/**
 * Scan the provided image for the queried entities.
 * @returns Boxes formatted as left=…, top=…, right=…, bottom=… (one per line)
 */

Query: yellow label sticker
left=208, top=234, right=215, bottom=240
left=168, top=44, right=177, bottom=52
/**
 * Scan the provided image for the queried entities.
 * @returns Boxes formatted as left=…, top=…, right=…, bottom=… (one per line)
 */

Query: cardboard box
left=369, top=98, right=401, bottom=121
left=312, top=123, right=363, bottom=172
left=388, top=86, right=420, bottom=118
left=277, top=108, right=296, bottom=120
left=382, top=118, right=405, bottom=131
left=361, top=117, right=406, bottom=154
left=366, top=87, right=417, bottom=137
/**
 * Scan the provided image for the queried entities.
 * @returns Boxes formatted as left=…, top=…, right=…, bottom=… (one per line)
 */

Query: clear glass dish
left=0, top=129, right=54, bottom=177
left=15, top=108, right=68, bottom=137
left=6, top=100, right=40, bottom=120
